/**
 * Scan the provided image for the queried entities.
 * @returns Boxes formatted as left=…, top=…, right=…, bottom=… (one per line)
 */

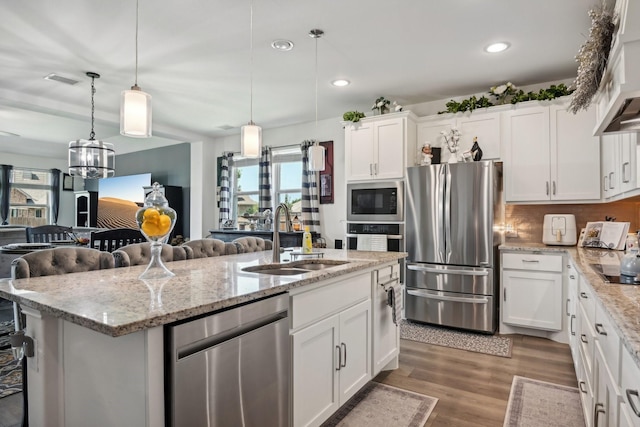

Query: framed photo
left=63, top=173, right=74, bottom=191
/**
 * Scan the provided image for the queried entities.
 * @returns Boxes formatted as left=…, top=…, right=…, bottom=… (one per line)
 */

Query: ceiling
left=0, top=0, right=593, bottom=158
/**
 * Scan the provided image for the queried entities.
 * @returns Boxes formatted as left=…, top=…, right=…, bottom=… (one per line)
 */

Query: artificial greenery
left=343, top=111, right=366, bottom=122
left=438, top=95, right=493, bottom=114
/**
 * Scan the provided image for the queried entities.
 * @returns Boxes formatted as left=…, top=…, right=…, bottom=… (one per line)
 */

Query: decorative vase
left=447, top=151, right=458, bottom=164
left=135, top=182, right=177, bottom=280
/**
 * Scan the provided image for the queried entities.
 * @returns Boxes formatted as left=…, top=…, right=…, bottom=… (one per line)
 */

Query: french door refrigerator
left=405, top=161, right=502, bottom=333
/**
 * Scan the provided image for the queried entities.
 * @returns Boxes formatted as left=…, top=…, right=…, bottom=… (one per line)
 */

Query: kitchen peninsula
left=0, top=249, right=404, bottom=427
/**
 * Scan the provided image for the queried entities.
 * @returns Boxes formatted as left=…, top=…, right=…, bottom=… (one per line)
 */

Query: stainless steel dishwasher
left=167, top=293, right=289, bottom=427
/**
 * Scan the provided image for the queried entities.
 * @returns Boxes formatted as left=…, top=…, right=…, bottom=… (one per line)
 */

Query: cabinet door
left=292, top=315, right=340, bottom=427
left=502, top=269, right=562, bottom=330
left=338, top=299, right=371, bottom=403
left=594, top=343, right=620, bottom=427
left=621, top=346, right=640, bottom=427
left=372, top=278, right=399, bottom=376
left=416, top=117, right=455, bottom=162
left=374, top=118, right=405, bottom=180
left=345, top=122, right=375, bottom=181
left=550, top=105, right=601, bottom=201
left=503, top=106, right=551, bottom=202
left=619, top=132, right=637, bottom=194
left=456, top=111, right=501, bottom=160
left=601, top=134, right=620, bottom=197
left=567, top=264, right=579, bottom=353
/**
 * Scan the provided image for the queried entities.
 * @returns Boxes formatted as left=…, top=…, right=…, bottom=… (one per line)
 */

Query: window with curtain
left=231, top=147, right=302, bottom=227
left=8, top=168, right=54, bottom=226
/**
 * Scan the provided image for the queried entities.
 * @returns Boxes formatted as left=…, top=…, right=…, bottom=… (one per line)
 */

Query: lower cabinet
left=620, top=347, right=640, bottom=427
left=372, top=263, right=401, bottom=376
left=594, top=342, right=620, bottom=427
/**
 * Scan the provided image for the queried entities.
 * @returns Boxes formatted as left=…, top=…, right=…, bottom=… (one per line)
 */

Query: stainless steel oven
left=347, top=181, right=404, bottom=222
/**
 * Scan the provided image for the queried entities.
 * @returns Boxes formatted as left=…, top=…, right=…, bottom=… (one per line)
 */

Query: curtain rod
left=225, top=143, right=303, bottom=156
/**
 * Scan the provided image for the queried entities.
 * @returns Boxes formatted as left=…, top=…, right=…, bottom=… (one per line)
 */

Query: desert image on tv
left=97, top=197, right=140, bottom=229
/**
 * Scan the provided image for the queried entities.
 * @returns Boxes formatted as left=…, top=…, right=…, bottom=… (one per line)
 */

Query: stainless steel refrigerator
left=405, top=161, right=502, bottom=333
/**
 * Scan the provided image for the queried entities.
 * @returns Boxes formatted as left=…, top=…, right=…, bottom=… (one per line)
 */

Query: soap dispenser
left=302, top=226, right=313, bottom=254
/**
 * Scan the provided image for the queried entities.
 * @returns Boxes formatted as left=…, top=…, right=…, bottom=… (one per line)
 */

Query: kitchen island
left=0, top=249, right=405, bottom=427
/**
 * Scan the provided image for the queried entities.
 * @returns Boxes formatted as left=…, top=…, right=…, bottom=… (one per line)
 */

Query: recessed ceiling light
left=485, top=42, right=510, bottom=53
left=331, top=79, right=350, bottom=87
left=271, top=39, right=294, bottom=51
left=43, top=73, right=79, bottom=85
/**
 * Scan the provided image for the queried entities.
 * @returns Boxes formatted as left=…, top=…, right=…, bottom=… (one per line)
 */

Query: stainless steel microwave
left=347, top=181, right=404, bottom=222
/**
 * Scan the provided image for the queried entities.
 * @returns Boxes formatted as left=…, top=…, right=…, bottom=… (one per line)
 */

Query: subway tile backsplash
left=504, top=200, right=640, bottom=244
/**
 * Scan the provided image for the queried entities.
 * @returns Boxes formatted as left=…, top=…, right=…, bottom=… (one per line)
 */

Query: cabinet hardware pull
left=369, top=164, right=373, bottom=176
left=546, top=181, right=549, bottom=195
left=604, top=176, right=608, bottom=192
left=626, top=389, right=640, bottom=417
left=335, top=345, right=341, bottom=371
left=566, top=298, right=570, bottom=316
left=521, top=259, right=540, bottom=263
left=580, top=292, right=588, bottom=299
left=579, top=381, right=587, bottom=394
left=594, top=403, right=605, bottom=425
left=341, top=343, right=347, bottom=368
left=623, top=162, right=631, bottom=183
left=504, top=288, right=506, bottom=302
left=580, top=334, right=588, bottom=344
left=595, top=323, right=608, bottom=336
left=374, top=163, right=378, bottom=175
left=571, top=315, right=576, bottom=336
left=609, top=172, right=615, bottom=189
left=552, top=181, right=556, bottom=195
left=570, top=275, right=576, bottom=279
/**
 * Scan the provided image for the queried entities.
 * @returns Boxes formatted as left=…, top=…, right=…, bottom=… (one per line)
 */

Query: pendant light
left=308, top=29, right=326, bottom=172
left=120, top=0, right=152, bottom=137
left=241, top=0, right=262, bottom=158
left=68, top=72, right=116, bottom=179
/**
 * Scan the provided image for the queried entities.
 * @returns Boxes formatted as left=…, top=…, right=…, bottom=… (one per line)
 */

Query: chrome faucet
left=272, top=203, right=292, bottom=263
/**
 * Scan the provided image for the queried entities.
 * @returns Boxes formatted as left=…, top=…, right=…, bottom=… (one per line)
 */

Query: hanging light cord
left=314, top=34, right=318, bottom=141
left=134, top=0, right=140, bottom=87
left=90, top=75, right=96, bottom=140
left=249, top=0, right=254, bottom=124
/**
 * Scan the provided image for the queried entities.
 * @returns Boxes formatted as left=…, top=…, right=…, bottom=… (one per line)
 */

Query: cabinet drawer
left=578, top=278, right=596, bottom=325
left=502, top=253, right=562, bottom=272
left=375, top=263, right=400, bottom=285
left=291, top=273, right=370, bottom=330
left=578, top=303, right=596, bottom=381
left=595, top=301, right=621, bottom=385
left=621, top=347, right=640, bottom=427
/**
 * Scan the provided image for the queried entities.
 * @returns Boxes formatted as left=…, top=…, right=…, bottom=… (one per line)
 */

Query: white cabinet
left=372, top=263, right=400, bottom=375
left=621, top=345, right=640, bottom=427
left=345, top=112, right=416, bottom=182
left=416, top=110, right=501, bottom=163
left=504, top=102, right=601, bottom=202
left=601, top=132, right=639, bottom=199
left=501, top=252, right=563, bottom=331
left=594, top=342, right=621, bottom=427
left=567, top=261, right=579, bottom=352
left=290, top=272, right=373, bottom=427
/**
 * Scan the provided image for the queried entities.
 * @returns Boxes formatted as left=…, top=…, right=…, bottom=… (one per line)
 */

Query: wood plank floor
left=0, top=333, right=576, bottom=427
left=375, top=334, right=577, bottom=427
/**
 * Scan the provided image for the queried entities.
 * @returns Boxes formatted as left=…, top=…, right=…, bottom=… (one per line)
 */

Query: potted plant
left=343, top=111, right=366, bottom=122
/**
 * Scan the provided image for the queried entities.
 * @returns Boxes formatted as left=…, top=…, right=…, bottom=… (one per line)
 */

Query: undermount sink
left=242, top=260, right=350, bottom=275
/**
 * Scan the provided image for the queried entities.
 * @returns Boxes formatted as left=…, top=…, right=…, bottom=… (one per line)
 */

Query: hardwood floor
left=0, top=332, right=576, bottom=427
left=375, top=335, right=577, bottom=427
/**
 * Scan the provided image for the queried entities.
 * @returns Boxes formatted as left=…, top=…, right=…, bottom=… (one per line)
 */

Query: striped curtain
left=50, top=168, right=61, bottom=225
left=0, top=164, right=12, bottom=225
left=301, top=141, right=321, bottom=233
left=259, top=147, right=273, bottom=213
left=218, top=153, right=232, bottom=226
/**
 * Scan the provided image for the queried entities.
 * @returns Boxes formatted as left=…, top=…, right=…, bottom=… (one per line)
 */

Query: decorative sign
left=319, top=141, right=334, bottom=204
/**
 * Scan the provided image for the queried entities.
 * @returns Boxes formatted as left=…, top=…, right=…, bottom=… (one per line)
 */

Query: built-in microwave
left=347, top=181, right=404, bottom=222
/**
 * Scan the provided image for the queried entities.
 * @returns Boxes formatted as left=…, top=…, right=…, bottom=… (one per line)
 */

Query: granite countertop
left=0, top=249, right=406, bottom=338
left=500, top=243, right=640, bottom=365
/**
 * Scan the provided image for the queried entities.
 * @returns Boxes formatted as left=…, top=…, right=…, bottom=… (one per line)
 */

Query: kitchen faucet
left=272, top=203, right=293, bottom=263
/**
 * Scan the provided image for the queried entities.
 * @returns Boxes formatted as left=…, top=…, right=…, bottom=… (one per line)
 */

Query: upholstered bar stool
left=112, top=242, right=192, bottom=268
left=232, top=236, right=273, bottom=253
left=11, top=246, right=115, bottom=279
left=182, top=238, right=240, bottom=258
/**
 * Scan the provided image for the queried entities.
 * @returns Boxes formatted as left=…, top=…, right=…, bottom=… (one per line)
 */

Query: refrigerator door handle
left=407, top=289, right=489, bottom=304
left=443, top=165, right=452, bottom=263
left=439, top=165, right=448, bottom=263
left=407, top=264, right=489, bottom=276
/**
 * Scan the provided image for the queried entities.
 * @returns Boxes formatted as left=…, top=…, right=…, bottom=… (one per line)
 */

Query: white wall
left=195, top=117, right=347, bottom=247
left=1, top=152, right=78, bottom=227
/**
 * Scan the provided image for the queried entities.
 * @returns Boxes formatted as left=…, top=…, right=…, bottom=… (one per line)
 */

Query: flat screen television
left=97, top=173, right=151, bottom=229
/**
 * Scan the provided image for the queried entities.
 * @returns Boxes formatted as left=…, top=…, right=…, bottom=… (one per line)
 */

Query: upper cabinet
left=504, top=101, right=601, bottom=203
left=344, top=112, right=416, bottom=182
left=601, top=132, right=639, bottom=200
left=416, top=110, right=502, bottom=164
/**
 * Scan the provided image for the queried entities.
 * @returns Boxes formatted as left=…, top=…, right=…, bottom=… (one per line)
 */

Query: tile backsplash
left=504, top=199, right=640, bottom=244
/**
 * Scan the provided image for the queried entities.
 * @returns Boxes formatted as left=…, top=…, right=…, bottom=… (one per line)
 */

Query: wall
left=0, top=152, right=77, bottom=227
left=85, top=143, right=192, bottom=238
left=504, top=199, right=640, bottom=244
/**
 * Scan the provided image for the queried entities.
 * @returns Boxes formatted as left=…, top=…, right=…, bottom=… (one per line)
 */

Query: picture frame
left=63, top=173, right=74, bottom=191
left=319, top=141, right=334, bottom=204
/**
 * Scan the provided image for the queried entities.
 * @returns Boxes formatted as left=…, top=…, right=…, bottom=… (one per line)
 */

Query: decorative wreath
left=568, top=5, right=616, bottom=114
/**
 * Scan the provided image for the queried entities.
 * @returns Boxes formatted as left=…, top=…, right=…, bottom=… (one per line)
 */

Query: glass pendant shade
left=308, top=142, right=325, bottom=171
left=241, top=122, right=262, bottom=157
left=68, top=139, right=115, bottom=179
left=120, top=86, right=152, bottom=137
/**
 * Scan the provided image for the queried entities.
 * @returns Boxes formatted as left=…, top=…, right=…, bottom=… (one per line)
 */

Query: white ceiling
left=0, top=0, right=593, bottom=158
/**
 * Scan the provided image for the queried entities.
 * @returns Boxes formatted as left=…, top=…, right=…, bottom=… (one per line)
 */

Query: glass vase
left=135, top=182, right=177, bottom=280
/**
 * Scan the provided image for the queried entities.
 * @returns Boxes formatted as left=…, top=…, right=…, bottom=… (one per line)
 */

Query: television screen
left=97, top=173, right=151, bottom=229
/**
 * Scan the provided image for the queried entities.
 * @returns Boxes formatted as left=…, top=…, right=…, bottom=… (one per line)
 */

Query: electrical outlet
left=505, top=224, right=518, bottom=238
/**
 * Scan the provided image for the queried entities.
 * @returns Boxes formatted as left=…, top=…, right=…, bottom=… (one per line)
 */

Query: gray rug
left=400, top=320, right=513, bottom=358
left=0, top=320, right=21, bottom=399
left=321, top=381, right=437, bottom=427
left=503, top=376, right=585, bottom=427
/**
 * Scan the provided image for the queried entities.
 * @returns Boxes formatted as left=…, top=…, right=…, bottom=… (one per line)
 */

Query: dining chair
left=112, top=242, right=193, bottom=268
left=182, top=238, right=239, bottom=258
left=90, top=228, right=146, bottom=252
left=232, top=236, right=273, bottom=253
left=25, top=225, right=73, bottom=243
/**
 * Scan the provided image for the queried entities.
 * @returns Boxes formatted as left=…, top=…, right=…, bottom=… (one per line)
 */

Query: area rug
left=0, top=319, right=21, bottom=398
left=321, top=381, right=437, bottom=427
left=400, top=320, right=513, bottom=358
left=503, top=376, right=585, bottom=427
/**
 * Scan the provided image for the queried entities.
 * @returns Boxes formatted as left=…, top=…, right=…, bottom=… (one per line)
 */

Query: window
left=231, top=147, right=303, bottom=228
left=8, top=168, right=53, bottom=226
